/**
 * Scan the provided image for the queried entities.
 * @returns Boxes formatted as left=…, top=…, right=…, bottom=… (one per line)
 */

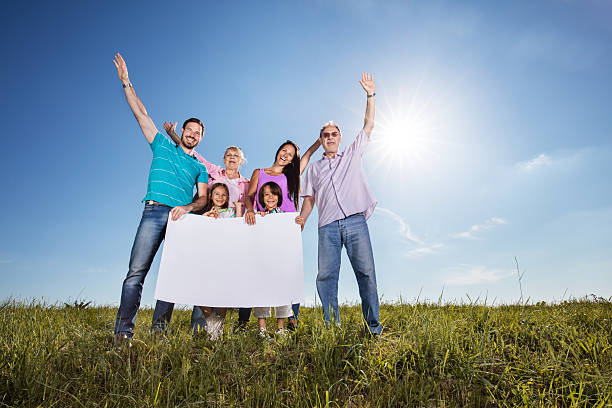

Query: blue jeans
left=191, top=305, right=206, bottom=332
left=114, top=203, right=191, bottom=336
left=317, top=213, right=381, bottom=334
left=290, top=303, right=300, bottom=320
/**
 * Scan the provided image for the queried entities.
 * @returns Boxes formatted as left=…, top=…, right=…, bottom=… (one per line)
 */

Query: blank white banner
left=154, top=212, right=303, bottom=307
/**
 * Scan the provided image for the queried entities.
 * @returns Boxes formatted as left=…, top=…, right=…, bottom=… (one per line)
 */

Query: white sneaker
left=275, top=328, right=286, bottom=337
left=258, top=328, right=268, bottom=339
left=206, top=314, right=225, bottom=341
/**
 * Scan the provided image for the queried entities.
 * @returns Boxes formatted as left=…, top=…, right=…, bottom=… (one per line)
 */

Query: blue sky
left=1, top=0, right=610, bottom=307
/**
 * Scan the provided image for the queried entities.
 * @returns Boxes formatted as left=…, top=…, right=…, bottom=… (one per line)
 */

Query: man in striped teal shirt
left=112, top=53, right=209, bottom=340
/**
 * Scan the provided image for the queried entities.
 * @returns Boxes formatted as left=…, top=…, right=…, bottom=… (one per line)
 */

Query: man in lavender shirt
left=296, top=73, right=381, bottom=335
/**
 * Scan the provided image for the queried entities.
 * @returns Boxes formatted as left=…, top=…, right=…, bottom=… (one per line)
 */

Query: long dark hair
left=274, top=140, right=300, bottom=209
left=202, top=183, right=229, bottom=213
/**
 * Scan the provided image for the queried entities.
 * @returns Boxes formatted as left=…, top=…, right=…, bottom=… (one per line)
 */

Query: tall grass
left=1, top=298, right=610, bottom=407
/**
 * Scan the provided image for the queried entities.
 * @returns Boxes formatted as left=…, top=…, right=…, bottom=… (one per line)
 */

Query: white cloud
left=518, top=153, right=553, bottom=172
left=375, top=207, right=423, bottom=244
left=450, top=217, right=509, bottom=240
left=515, top=148, right=596, bottom=174
left=443, top=265, right=513, bottom=286
left=404, top=243, right=444, bottom=257
left=374, top=207, right=443, bottom=257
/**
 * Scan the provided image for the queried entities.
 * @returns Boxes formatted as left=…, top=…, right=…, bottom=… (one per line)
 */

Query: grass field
left=1, top=298, right=610, bottom=407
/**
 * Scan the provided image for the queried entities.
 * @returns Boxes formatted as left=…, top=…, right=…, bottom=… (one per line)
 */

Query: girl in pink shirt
left=252, top=182, right=293, bottom=337
left=197, top=183, right=244, bottom=340
left=202, top=183, right=241, bottom=219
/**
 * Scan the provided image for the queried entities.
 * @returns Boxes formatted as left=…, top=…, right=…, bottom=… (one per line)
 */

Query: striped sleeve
left=197, top=164, right=209, bottom=184
left=149, top=132, right=165, bottom=152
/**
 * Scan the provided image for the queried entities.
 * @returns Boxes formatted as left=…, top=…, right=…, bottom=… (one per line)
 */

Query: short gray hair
left=319, top=121, right=341, bottom=138
left=224, top=145, right=247, bottom=165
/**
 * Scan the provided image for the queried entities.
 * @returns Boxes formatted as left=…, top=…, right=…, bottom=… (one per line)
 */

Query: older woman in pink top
left=192, top=148, right=249, bottom=212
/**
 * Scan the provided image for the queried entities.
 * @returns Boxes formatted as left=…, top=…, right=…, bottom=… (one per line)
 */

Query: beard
left=182, top=136, right=199, bottom=149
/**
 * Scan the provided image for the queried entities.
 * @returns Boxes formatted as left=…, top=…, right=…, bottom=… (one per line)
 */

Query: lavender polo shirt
left=301, top=129, right=377, bottom=228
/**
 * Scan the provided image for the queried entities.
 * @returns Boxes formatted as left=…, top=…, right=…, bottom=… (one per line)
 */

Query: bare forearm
left=363, top=94, right=375, bottom=136
left=166, top=126, right=181, bottom=145
left=188, top=195, right=208, bottom=213
left=122, top=83, right=157, bottom=142
left=300, top=139, right=322, bottom=175
left=245, top=195, right=255, bottom=212
left=245, top=170, right=259, bottom=213
left=123, top=85, right=148, bottom=120
left=299, top=196, right=315, bottom=223
left=113, top=53, right=157, bottom=142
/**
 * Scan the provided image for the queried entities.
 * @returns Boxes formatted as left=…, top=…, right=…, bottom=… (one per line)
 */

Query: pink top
left=255, top=168, right=297, bottom=213
left=193, top=151, right=250, bottom=208
left=301, top=130, right=377, bottom=227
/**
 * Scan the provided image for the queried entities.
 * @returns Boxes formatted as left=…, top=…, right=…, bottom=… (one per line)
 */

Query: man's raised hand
left=359, top=72, right=375, bottom=95
left=113, top=52, right=158, bottom=143
left=113, top=53, right=130, bottom=84
left=360, top=72, right=376, bottom=136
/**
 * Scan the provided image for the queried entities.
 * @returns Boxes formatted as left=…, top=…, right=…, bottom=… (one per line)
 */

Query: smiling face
left=262, top=185, right=280, bottom=210
left=320, top=126, right=342, bottom=155
left=275, top=143, right=296, bottom=167
left=211, top=185, right=228, bottom=208
left=181, top=121, right=204, bottom=149
left=223, top=147, right=244, bottom=171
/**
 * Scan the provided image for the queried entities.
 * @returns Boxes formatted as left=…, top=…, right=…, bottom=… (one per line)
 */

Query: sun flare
left=368, top=85, right=449, bottom=175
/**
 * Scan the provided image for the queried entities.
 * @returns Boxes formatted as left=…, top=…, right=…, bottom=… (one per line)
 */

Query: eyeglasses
left=322, top=132, right=340, bottom=138
left=185, top=128, right=202, bottom=137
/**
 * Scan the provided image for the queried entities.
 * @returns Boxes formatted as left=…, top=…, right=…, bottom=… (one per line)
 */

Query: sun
left=368, top=84, right=449, bottom=175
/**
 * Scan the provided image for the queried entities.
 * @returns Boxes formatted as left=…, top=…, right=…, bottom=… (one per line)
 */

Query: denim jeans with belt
left=317, top=213, right=381, bottom=334
left=114, top=203, right=191, bottom=336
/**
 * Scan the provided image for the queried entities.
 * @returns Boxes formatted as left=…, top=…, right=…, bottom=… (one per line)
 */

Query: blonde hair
left=319, top=121, right=341, bottom=138
left=224, top=145, right=247, bottom=165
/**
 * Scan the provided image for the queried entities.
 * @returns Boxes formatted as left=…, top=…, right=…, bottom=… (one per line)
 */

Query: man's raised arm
left=113, top=53, right=158, bottom=144
left=359, top=72, right=376, bottom=137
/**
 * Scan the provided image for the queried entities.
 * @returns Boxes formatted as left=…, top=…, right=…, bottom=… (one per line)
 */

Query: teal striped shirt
left=142, top=133, right=209, bottom=207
